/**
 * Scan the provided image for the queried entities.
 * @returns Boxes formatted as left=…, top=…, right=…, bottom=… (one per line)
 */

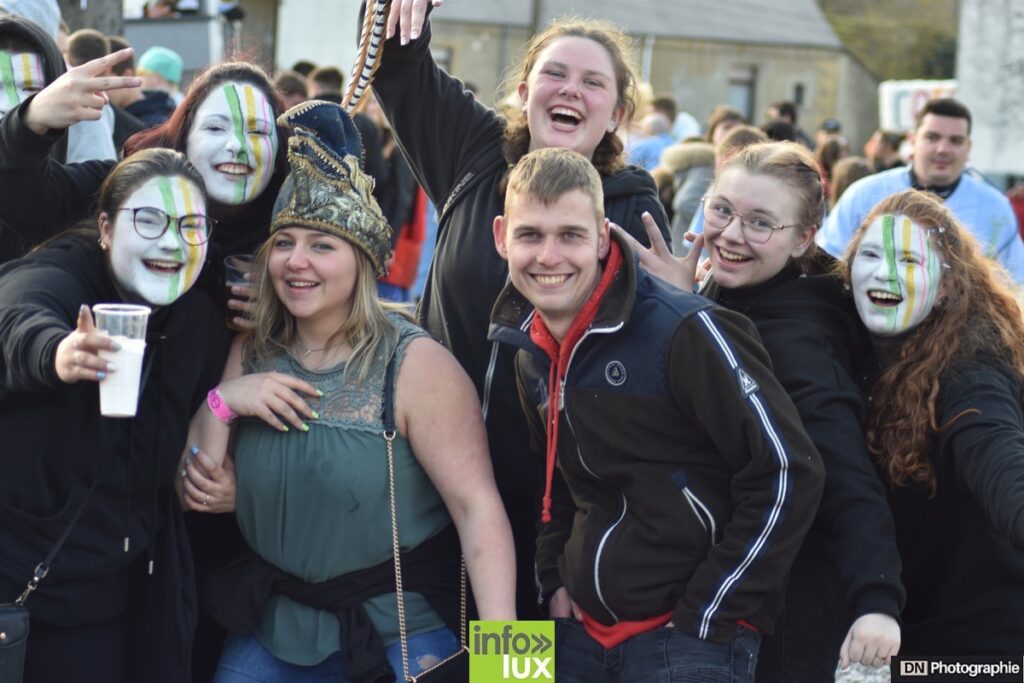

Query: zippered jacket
left=489, top=233, right=825, bottom=643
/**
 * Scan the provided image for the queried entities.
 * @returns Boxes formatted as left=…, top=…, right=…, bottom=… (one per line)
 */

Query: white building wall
left=275, top=0, right=360, bottom=76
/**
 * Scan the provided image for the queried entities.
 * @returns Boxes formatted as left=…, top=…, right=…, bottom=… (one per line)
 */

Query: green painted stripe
left=223, top=85, right=250, bottom=204
left=0, top=52, right=19, bottom=111
left=881, top=214, right=899, bottom=332
left=156, top=177, right=183, bottom=300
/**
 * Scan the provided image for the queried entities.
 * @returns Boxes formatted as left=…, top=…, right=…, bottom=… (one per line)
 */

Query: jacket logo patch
left=605, top=361, right=627, bottom=387
left=736, top=368, right=759, bottom=397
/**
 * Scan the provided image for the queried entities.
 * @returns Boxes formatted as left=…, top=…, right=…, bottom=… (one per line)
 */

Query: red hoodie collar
left=529, top=239, right=624, bottom=524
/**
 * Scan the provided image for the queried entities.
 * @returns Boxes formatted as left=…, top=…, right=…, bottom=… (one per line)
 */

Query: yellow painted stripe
left=19, top=53, right=34, bottom=90
left=900, top=215, right=917, bottom=328
left=178, top=177, right=201, bottom=289
left=243, top=85, right=265, bottom=193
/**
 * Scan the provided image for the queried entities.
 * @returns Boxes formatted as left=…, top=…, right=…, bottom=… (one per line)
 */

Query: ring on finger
left=203, top=494, right=209, bottom=506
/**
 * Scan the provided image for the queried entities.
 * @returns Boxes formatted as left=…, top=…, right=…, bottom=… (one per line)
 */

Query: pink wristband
left=207, top=387, right=237, bottom=424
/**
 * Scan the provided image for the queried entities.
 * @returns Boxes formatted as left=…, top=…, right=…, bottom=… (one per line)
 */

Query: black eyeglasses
left=701, top=195, right=800, bottom=244
left=116, top=207, right=214, bottom=246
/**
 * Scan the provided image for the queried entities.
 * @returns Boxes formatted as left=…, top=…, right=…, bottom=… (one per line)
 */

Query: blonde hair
left=245, top=234, right=412, bottom=382
left=505, top=148, right=604, bottom=221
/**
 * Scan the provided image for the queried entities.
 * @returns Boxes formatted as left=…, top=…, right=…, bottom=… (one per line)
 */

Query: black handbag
left=0, top=483, right=94, bottom=683
left=382, top=354, right=469, bottom=683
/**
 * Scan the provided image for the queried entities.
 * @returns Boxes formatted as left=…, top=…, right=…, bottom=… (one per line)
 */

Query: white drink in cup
left=93, top=304, right=151, bottom=418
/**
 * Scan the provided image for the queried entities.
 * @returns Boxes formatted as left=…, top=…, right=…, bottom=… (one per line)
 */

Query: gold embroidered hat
left=270, top=100, right=392, bottom=276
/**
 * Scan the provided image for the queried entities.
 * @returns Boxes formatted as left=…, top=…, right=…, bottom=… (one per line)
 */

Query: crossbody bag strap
left=14, top=339, right=160, bottom=606
left=14, top=479, right=96, bottom=606
left=383, top=350, right=467, bottom=682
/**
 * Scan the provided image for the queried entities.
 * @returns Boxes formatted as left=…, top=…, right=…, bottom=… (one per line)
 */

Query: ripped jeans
left=213, top=627, right=459, bottom=683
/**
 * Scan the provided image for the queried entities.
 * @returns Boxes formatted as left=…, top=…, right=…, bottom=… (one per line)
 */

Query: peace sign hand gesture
left=24, top=48, right=142, bottom=136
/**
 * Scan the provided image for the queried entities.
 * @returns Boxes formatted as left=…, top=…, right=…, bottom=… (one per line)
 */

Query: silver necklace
left=295, top=337, right=337, bottom=357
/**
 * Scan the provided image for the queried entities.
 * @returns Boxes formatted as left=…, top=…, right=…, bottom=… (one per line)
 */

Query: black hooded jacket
left=0, top=234, right=229, bottom=678
left=0, top=12, right=67, bottom=263
left=372, top=20, right=672, bottom=607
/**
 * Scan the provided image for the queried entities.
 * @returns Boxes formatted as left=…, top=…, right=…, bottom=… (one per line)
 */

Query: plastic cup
left=224, top=254, right=255, bottom=331
left=93, top=304, right=151, bottom=418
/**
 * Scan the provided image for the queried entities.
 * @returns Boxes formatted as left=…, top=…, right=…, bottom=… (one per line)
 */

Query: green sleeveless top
left=233, top=314, right=452, bottom=665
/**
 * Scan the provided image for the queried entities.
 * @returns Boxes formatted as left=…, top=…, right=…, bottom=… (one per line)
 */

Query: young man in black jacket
left=489, top=147, right=825, bottom=682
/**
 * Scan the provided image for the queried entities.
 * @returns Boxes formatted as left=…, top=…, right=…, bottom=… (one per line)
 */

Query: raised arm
left=397, top=336, right=517, bottom=620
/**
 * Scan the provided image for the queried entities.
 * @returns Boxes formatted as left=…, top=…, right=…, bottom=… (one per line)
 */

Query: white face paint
left=0, top=51, right=44, bottom=118
left=186, top=81, right=278, bottom=206
left=106, top=176, right=208, bottom=306
left=851, top=214, right=944, bottom=337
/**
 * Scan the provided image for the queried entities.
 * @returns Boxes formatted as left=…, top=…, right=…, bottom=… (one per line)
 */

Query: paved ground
left=835, top=663, right=892, bottom=682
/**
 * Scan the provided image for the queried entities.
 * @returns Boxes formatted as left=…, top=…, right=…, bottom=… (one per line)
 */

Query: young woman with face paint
left=842, top=189, right=1024, bottom=655
left=0, top=57, right=288, bottom=319
left=372, top=0, right=670, bottom=620
left=183, top=102, right=515, bottom=683
left=0, top=149, right=230, bottom=683
left=621, top=142, right=905, bottom=677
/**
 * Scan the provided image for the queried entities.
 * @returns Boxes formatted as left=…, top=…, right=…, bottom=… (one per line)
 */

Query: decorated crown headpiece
left=270, top=100, right=392, bottom=276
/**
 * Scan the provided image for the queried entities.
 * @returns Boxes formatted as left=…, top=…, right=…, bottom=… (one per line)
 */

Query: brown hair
left=840, top=189, right=1024, bottom=493
left=309, top=65, right=344, bottom=95
left=107, top=36, right=135, bottom=75
left=499, top=17, right=639, bottom=176
left=504, top=147, right=604, bottom=222
left=274, top=70, right=308, bottom=99
left=66, top=29, right=109, bottom=67
left=716, top=125, right=768, bottom=164
left=829, top=156, right=871, bottom=209
left=714, top=141, right=825, bottom=270
left=705, top=105, right=745, bottom=144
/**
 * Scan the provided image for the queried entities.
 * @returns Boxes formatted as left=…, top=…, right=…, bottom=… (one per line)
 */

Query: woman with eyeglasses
left=0, top=148, right=229, bottom=683
left=623, top=141, right=904, bottom=678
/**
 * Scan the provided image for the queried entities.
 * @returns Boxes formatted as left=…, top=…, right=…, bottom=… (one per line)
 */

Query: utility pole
left=58, top=0, right=123, bottom=35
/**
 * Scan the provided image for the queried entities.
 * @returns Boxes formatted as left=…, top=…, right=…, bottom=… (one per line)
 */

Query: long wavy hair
left=498, top=17, right=639, bottom=176
left=840, top=190, right=1024, bottom=494
left=244, top=235, right=412, bottom=383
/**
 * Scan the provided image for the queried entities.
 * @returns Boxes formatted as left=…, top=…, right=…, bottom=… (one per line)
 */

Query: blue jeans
left=554, top=618, right=760, bottom=683
left=213, top=627, right=459, bottom=683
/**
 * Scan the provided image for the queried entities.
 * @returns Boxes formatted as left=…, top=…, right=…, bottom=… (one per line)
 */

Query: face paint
left=0, top=51, right=45, bottom=119
left=186, top=81, right=278, bottom=206
left=851, top=213, right=943, bottom=337
left=107, top=176, right=208, bottom=306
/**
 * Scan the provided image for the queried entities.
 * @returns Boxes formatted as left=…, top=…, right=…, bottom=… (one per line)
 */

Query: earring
left=607, top=120, right=618, bottom=133
left=98, top=237, right=109, bottom=251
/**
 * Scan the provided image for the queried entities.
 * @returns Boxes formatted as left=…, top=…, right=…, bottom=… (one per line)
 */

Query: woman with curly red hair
left=842, top=188, right=1024, bottom=655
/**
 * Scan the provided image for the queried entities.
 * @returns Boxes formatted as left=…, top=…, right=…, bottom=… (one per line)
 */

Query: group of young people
left=1, top=0, right=1022, bottom=681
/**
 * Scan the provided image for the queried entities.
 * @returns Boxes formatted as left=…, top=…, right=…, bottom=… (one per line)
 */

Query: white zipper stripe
left=682, top=490, right=708, bottom=532
left=695, top=310, right=791, bottom=640
left=593, top=494, right=626, bottom=622
left=684, top=488, right=717, bottom=543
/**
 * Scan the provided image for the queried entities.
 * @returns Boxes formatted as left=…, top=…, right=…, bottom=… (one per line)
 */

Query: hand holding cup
left=55, top=304, right=122, bottom=384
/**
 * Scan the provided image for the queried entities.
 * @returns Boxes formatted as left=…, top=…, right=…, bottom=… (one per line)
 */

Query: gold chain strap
left=385, top=428, right=468, bottom=683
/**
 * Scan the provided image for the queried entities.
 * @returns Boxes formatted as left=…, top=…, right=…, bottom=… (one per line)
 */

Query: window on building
left=728, top=65, right=757, bottom=121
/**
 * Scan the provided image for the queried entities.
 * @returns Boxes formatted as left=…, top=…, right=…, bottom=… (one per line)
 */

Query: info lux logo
left=469, top=621, right=555, bottom=681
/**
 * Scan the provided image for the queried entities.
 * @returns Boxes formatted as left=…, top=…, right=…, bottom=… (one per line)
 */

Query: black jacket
left=490, top=234, right=825, bottom=642
left=702, top=260, right=904, bottom=621
left=0, top=13, right=68, bottom=264
left=372, top=16, right=672, bottom=520
left=0, top=235, right=229, bottom=677
left=869, top=355, right=1024, bottom=654
left=125, top=90, right=175, bottom=128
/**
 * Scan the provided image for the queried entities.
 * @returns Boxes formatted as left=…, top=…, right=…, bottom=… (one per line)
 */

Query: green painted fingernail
left=311, top=411, right=320, bottom=420
left=280, top=425, right=289, bottom=432
left=301, top=423, right=310, bottom=432
left=316, top=389, right=324, bottom=397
